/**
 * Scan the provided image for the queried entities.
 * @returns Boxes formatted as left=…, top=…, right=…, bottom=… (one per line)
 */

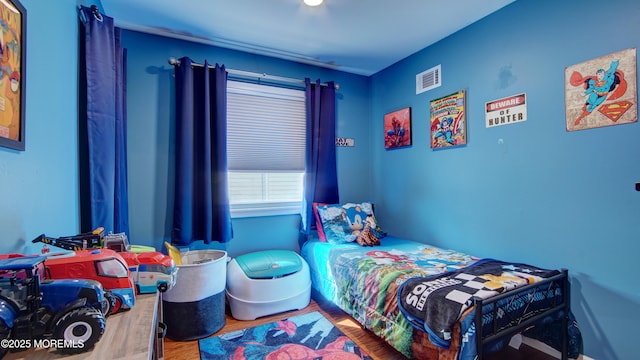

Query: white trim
left=230, top=201, right=301, bottom=218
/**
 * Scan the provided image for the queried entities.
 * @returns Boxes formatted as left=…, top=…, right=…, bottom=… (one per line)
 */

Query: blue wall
left=370, top=0, right=639, bottom=358
left=0, top=0, right=80, bottom=254
left=121, top=30, right=372, bottom=256
left=0, top=0, right=637, bottom=358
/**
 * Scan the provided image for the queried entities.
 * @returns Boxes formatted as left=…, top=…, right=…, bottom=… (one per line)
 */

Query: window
left=95, top=258, right=129, bottom=278
left=227, top=81, right=306, bottom=217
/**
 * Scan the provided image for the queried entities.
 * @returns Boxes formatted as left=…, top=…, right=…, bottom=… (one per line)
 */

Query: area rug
left=199, top=311, right=372, bottom=359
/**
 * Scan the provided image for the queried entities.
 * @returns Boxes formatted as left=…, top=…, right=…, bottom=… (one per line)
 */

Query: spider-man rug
left=198, top=311, right=372, bottom=360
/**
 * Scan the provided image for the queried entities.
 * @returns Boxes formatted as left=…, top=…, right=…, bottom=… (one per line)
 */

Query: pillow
left=316, top=202, right=386, bottom=245
left=312, top=202, right=328, bottom=242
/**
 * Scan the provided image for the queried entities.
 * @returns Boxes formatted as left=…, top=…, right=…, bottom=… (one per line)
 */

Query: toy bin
left=162, top=250, right=227, bottom=341
left=226, top=249, right=311, bottom=320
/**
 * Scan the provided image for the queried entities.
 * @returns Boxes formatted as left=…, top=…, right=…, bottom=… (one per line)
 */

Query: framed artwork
left=430, top=90, right=466, bottom=149
left=0, top=0, right=26, bottom=151
left=565, top=48, right=637, bottom=132
left=384, top=107, right=411, bottom=149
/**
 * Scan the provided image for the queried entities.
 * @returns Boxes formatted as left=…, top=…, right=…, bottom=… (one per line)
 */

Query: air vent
left=416, top=64, right=441, bottom=94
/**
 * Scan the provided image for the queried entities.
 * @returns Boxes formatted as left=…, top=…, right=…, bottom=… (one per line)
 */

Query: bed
left=300, top=202, right=582, bottom=360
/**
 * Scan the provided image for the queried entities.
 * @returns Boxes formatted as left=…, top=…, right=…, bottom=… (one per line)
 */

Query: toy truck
left=119, top=251, right=178, bottom=294
left=32, top=227, right=105, bottom=251
left=0, top=256, right=108, bottom=356
left=43, top=249, right=136, bottom=315
left=103, top=231, right=130, bottom=252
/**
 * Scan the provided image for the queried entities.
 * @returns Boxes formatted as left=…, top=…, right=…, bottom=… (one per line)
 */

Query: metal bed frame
left=473, top=269, right=570, bottom=360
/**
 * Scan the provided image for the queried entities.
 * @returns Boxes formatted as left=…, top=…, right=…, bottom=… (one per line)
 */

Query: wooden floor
left=164, top=294, right=557, bottom=360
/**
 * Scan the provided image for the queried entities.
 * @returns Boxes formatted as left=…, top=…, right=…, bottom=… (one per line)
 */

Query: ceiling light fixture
left=304, top=0, right=323, bottom=6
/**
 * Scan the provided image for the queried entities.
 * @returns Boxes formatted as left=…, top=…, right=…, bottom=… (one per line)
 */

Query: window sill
left=230, top=202, right=301, bottom=218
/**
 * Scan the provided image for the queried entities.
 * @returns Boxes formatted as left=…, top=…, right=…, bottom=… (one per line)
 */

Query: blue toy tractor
left=0, top=256, right=109, bottom=356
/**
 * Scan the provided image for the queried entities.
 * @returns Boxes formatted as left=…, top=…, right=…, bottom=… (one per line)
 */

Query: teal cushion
left=235, top=250, right=302, bottom=279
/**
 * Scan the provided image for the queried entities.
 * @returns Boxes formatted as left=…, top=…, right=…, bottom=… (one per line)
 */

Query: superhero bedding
left=300, top=236, right=582, bottom=360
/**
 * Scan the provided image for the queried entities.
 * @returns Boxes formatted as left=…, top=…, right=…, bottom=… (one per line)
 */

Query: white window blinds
left=226, top=80, right=306, bottom=217
left=227, top=81, right=306, bottom=171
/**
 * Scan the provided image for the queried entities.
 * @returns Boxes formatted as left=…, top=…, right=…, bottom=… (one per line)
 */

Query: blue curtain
left=172, top=57, right=233, bottom=246
left=79, top=5, right=129, bottom=235
left=300, top=79, right=339, bottom=237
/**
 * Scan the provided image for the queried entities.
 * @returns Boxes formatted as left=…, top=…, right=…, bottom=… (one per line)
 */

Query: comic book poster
left=0, top=0, right=25, bottom=150
left=430, top=90, right=466, bottom=149
left=565, top=48, right=637, bottom=131
left=384, top=107, right=411, bottom=149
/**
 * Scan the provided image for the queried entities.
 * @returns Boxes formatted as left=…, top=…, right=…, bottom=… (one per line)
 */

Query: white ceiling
left=100, top=0, right=515, bottom=76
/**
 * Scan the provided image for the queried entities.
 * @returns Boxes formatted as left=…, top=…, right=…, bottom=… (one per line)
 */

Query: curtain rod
left=167, top=57, right=338, bottom=89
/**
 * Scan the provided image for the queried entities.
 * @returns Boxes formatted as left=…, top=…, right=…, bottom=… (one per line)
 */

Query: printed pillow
left=316, top=202, right=386, bottom=244
left=312, top=202, right=328, bottom=242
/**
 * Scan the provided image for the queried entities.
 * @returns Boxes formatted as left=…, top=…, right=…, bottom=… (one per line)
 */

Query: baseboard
left=509, top=335, right=594, bottom=360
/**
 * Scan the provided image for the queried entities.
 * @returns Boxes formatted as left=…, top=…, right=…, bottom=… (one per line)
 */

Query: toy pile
left=0, top=228, right=178, bottom=356
left=31, top=227, right=177, bottom=296
left=0, top=255, right=108, bottom=356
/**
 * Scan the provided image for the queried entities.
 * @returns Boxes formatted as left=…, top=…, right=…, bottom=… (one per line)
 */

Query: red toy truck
left=43, top=249, right=136, bottom=314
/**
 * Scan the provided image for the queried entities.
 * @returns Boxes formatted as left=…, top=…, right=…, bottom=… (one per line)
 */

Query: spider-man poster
left=384, top=107, right=411, bottom=149
left=565, top=48, right=637, bottom=131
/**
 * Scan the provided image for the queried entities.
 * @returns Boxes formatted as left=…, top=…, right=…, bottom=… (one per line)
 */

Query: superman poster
left=430, top=90, right=466, bottom=149
left=565, top=48, right=637, bottom=132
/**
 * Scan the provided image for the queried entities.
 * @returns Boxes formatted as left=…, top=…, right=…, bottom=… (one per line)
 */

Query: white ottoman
left=226, top=249, right=311, bottom=320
